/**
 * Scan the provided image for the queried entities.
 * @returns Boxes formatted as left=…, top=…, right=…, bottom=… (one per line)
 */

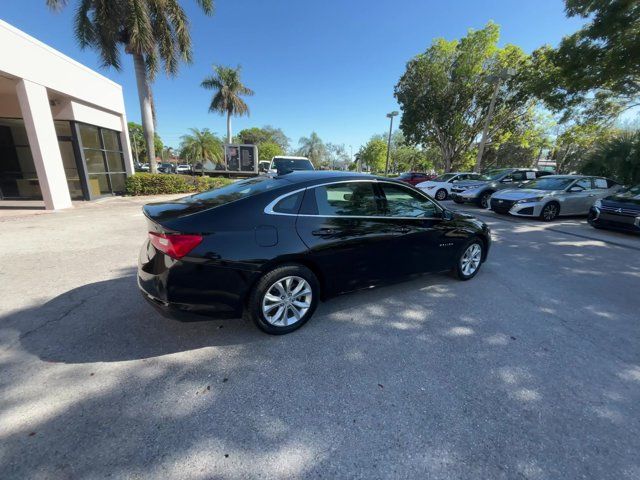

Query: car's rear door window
left=312, top=182, right=379, bottom=216
left=575, top=178, right=593, bottom=190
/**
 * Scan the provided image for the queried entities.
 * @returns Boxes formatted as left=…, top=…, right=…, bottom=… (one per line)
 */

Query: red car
left=397, top=172, right=437, bottom=186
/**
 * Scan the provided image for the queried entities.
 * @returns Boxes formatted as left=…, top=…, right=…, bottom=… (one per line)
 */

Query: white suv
left=269, top=156, right=315, bottom=174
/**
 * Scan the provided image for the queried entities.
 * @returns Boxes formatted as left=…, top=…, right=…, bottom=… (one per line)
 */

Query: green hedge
left=125, top=173, right=233, bottom=196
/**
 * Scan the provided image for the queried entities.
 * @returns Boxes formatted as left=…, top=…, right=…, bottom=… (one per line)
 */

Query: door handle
left=396, top=226, right=411, bottom=234
left=588, top=194, right=596, bottom=197
left=312, top=228, right=337, bottom=236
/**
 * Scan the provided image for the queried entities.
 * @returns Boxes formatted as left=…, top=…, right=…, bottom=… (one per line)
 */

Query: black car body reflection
left=138, top=171, right=492, bottom=334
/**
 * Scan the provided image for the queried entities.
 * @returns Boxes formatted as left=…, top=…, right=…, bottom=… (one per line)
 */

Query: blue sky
left=2, top=0, right=585, bottom=151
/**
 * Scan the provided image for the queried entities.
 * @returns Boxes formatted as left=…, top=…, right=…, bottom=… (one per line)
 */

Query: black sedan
left=588, top=184, right=640, bottom=233
left=138, top=171, right=491, bottom=334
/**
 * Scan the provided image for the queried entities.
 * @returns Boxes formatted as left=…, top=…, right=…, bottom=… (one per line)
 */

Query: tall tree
left=530, top=0, right=640, bottom=120
left=201, top=65, right=254, bottom=144
left=358, top=136, right=388, bottom=172
left=47, top=0, right=214, bottom=174
left=128, top=122, right=163, bottom=163
left=257, top=142, right=284, bottom=161
left=236, top=126, right=290, bottom=152
left=395, top=22, right=534, bottom=172
left=179, top=128, right=223, bottom=165
left=326, top=143, right=351, bottom=170
left=297, top=132, right=327, bottom=167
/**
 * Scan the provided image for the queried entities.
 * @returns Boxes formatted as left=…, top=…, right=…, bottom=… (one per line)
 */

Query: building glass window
left=0, top=119, right=42, bottom=199
left=77, top=123, right=127, bottom=196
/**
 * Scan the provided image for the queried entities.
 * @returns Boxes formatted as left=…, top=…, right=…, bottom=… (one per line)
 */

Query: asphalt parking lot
left=1, top=196, right=639, bottom=480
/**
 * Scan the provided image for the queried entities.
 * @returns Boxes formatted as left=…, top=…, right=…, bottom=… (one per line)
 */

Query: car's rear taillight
left=149, top=232, right=203, bottom=259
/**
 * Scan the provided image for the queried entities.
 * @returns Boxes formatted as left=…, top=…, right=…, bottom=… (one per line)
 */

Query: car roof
left=273, top=170, right=375, bottom=183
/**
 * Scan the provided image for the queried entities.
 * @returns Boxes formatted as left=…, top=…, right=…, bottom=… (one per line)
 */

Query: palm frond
left=46, top=0, right=68, bottom=12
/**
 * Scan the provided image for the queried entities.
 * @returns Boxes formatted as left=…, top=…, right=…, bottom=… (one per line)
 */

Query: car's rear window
left=272, top=158, right=314, bottom=171
left=186, top=176, right=287, bottom=207
left=521, top=177, right=575, bottom=190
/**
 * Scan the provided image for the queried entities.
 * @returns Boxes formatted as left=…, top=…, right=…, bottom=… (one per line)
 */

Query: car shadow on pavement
left=2, top=272, right=265, bottom=364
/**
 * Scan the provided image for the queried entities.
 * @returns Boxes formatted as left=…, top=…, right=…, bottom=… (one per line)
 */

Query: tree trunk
left=132, top=53, right=157, bottom=173
left=226, top=112, right=232, bottom=144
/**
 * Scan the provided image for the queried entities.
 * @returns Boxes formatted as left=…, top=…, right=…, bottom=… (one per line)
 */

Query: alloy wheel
left=460, top=243, right=482, bottom=276
left=261, top=276, right=312, bottom=326
left=436, top=189, right=447, bottom=201
left=480, top=193, right=491, bottom=209
left=542, top=204, right=558, bottom=221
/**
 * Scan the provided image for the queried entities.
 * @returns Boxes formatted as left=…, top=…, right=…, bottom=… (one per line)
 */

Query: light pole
left=385, top=111, right=399, bottom=176
left=475, top=68, right=515, bottom=173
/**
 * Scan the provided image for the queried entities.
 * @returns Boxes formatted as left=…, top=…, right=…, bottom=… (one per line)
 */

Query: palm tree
left=179, top=128, right=223, bottom=166
left=297, top=132, right=327, bottom=167
left=201, top=65, right=254, bottom=144
left=46, top=0, right=214, bottom=173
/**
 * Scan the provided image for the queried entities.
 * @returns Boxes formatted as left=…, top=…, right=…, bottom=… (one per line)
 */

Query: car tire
left=453, top=198, right=465, bottom=204
left=453, top=239, right=484, bottom=281
left=540, top=202, right=560, bottom=221
left=435, top=189, right=448, bottom=201
left=477, top=191, right=493, bottom=209
left=245, top=264, right=320, bottom=335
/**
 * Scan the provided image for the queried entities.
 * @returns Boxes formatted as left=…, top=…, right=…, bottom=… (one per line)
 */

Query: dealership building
left=0, top=19, right=134, bottom=210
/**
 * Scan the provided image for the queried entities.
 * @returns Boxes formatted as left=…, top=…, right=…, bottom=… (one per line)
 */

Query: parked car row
left=134, top=163, right=193, bottom=174
left=416, top=168, right=638, bottom=234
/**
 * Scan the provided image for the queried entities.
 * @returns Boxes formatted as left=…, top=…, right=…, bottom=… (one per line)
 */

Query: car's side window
left=592, top=178, right=609, bottom=189
left=449, top=175, right=459, bottom=183
left=312, top=182, right=379, bottom=217
left=273, top=191, right=304, bottom=214
left=510, top=171, right=527, bottom=181
left=380, top=183, right=440, bottom=218
left=575, top=178, right=592, bottom=190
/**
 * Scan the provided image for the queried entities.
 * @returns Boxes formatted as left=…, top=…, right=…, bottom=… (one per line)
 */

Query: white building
left=0, top=19, right=134, bottom=210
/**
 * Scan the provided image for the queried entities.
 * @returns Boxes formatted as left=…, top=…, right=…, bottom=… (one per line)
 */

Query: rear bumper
left=140, top=288, right=238, bottom=321
left=137, top=239, right=255, bottom=321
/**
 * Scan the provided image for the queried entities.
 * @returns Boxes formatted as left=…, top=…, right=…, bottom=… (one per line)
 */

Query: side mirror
left=568, top=186, right=584, bottom=193
left=441, top=209, right=455, bottom=221
left=501, top=178, right=513, bottom=184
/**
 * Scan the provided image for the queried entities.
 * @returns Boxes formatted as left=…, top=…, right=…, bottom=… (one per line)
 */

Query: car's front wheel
left=246, top=265, right=319, bottom=334
left=540, top=202, right=560, bottom=221
left=435, top=188, right=448, bottom=201
left=454, top=240, right=484, bottom=280
left=478, top=191, right=493, bottom=209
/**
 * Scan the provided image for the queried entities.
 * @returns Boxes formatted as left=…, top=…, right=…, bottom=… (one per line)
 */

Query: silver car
left=489, top=175, right=623, bottom=221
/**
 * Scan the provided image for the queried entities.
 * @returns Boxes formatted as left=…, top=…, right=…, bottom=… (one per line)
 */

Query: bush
left=581, top=131, right=640, bottom=185
left=125, top=173, right=233, bottom=196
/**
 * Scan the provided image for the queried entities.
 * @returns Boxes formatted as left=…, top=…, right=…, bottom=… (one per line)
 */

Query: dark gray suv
left=450, top=168, right=542, bottom=208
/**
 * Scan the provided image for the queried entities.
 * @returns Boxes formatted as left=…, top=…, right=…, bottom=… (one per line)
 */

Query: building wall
left=0, top=19, right=135, bottom=207
left=0, top=20, right=126, bottom=116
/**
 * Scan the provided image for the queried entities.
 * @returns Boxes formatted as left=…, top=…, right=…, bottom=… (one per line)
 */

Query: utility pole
left=475, top=69, right=515, bottom=173
left=385, top=111, right=398, bottom=176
